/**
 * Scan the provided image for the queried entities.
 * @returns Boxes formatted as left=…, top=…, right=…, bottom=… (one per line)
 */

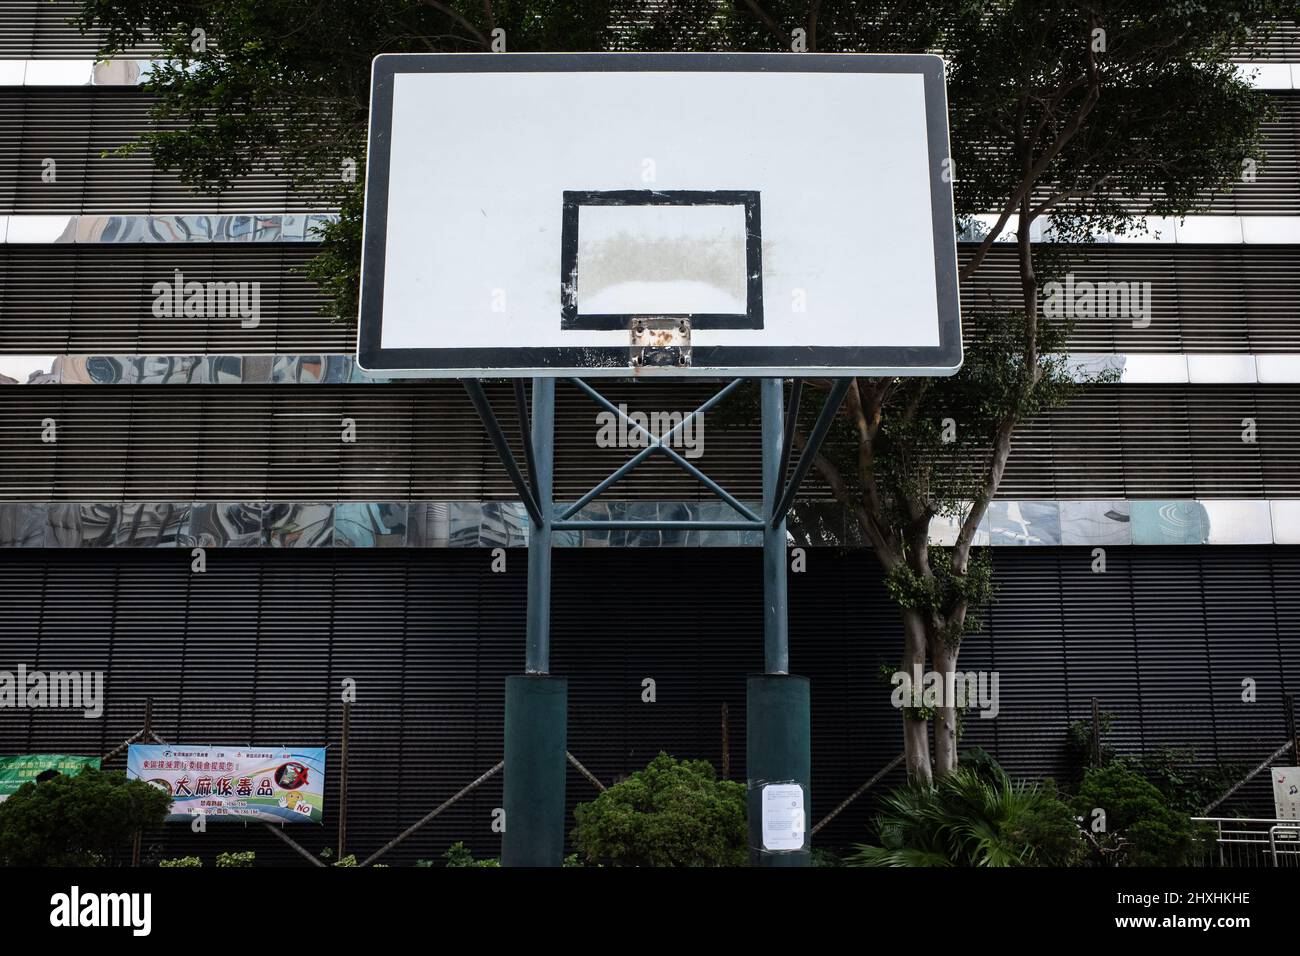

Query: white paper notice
left=761, top=783, right=806, bottom=851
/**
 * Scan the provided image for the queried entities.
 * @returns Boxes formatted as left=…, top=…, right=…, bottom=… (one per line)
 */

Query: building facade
left=0, top=4, right=1298, bottom=862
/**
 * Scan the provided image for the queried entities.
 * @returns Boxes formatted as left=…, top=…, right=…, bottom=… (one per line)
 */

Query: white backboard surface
left=357, top=52, right=961, bottom=378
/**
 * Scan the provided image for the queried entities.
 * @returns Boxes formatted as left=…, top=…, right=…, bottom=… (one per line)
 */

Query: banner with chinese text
left=127, top=745, right=325, bottom=823
left=0, top=754, right=101, bottom=800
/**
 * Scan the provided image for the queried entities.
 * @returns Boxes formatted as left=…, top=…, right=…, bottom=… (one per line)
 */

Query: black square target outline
left=559, top=189, right=763, bottom=331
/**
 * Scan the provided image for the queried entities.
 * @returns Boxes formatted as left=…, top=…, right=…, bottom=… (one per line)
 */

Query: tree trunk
left=901, top=608, right=932, bottom=784
left=931, top=640, right=959, bottom=778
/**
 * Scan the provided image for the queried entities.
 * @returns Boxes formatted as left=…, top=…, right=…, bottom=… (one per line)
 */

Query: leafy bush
left=0, top=767, right=172, bottom=866
left=571, top=753, right=746, bottom=867
left=1066, top=713, right=1116, bottom=768
left=159, top=856, right=202, bottom=868
left=442, top=842, right=499, bottom=867
left=1018, top=780, right=1088, bottom=867
left=216, top=850, right=256, bottom=867
left=1073, top=762, right=1204, bottom=866
left=1128, top=750, right=1241, bottom=814
left=847, top=764, right=1085, bottom=867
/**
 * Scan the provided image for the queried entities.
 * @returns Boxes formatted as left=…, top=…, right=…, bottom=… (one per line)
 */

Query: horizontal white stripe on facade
left=3, top=353, right=1299, bottom=386
left=963, top=214, right=1300, bottom=244
left=4, top=213, right=1300, bottom=244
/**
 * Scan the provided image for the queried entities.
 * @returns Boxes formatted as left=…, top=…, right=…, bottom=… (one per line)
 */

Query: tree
left=0, top=767, right=172, bottom=866
left=693, top=0, right=1289, bottom=782
left=76, top=0, right=619, bottom=320
left=77, top=1, right=1296, bottom=781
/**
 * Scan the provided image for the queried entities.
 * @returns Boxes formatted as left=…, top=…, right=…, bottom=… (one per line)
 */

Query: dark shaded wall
left=1, top=546, right=1296, bottom=864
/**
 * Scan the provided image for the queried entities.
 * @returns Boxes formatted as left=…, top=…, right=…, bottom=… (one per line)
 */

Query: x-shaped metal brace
left=463, top=376, right=852, bottom=533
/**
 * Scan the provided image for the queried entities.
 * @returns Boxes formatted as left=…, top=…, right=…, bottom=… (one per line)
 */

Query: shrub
left=0, top=767, right=172, bottom=866
left=159, top=856, right=202, bottom=868
left=1017, top=780, right=1088, bottom=867
left=442, top=841, right=499, bottom=867
left=1072, top=762, right=1204, bottom=866
left=571, top=753, right=746, bottom=867
left=1066, top=713, right=1116, bottom=768
left=847, top=764, right=1085, bottom=867
left=215, top=851, right=256, bottom=868
left=1128, top=749, right=1241, bottom=814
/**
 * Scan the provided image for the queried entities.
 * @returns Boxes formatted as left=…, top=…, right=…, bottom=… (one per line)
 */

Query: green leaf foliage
left=571, top=752, right=747, bottom=867
left=216, top=850, right=257, bottom=867
left=74, top=0, right=621, bottom=322
left=74, top=2, right=1295, bottom=324
left=847, top=761, right=1085, bottom=867
left=0, top=767, right=172, bottom=866
left=1072, top=762, right=1205, bottom=866
left=442, top=841, right=501, bottom=867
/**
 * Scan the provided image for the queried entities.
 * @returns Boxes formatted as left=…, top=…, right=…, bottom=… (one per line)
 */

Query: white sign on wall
left=1274, top=766, right=1300, bottom=820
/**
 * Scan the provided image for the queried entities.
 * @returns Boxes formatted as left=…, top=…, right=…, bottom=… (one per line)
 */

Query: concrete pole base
left=747, top=673, right=812, bottom=866
left=502, top=674, right=568, bottom=867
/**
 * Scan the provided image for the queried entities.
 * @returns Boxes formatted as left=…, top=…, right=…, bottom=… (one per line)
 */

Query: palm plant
left=847, top=765, right=1082, bottom=867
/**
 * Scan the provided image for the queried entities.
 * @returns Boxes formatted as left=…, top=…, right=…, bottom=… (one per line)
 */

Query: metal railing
left=1192, top=817, right=1300, bottom=867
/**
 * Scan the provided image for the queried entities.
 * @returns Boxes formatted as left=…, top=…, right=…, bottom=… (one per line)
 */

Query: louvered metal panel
left=0, top=89, right=322, bottom=213
left=997, top=386, right=1299, bottom=498
left=0, top=244, right=331, bottom=353
left=1015, top=91, right=1300, bottom=216
left=0, top=383, right=1295, bottom=501
left=0, top=546, right=1294, bottom=863
left=0, top=381, right=764, bottom=502
left=4, top=243, right=1300, bottom=355
left=0, top=0, right=162, bottom=57
left=1233, top=21, right=1300, bottom=60
left=966, top=244, right=1300, bottom=354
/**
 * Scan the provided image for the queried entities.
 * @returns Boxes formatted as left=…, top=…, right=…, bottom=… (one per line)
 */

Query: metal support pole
left=338, top=700, right=351, bottom=857
left=762, top=378, right=788, bottom=675
left=1286, top=694, right=1299, bottom=766
left=1090, top=697, right=1102, bottom=768
left=503, top=377, right=566, bottom=867
left=526, top=377, right=554, bottom=675
left=748, top=378, right=810, bottom=866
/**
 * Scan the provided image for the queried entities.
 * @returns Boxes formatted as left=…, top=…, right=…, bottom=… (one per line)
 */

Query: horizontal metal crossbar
left=554, top=520, right=764, bottom=532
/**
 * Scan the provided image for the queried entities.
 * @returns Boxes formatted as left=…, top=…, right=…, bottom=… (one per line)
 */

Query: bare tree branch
left=737, top=0, right=788, bottom=49
left=418, top=0, right=490, bottom=48
left=807, top=0, right=822, bottom=52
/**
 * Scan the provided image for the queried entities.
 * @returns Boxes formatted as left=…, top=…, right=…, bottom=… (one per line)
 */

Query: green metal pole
left=502, top=377, right=567, bottom=866
left=502, top=674, right=567, bottom=866
left=762, top=377, right=789, bottom=674
left=750, top=378, right=811, bottom=866
left=747, top=674, right=811, bottom=866
left=526, top=377, right=554, bottom=674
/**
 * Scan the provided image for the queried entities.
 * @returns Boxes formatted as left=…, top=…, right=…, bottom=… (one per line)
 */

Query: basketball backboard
left=356, top=52, right=960, bottom=378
